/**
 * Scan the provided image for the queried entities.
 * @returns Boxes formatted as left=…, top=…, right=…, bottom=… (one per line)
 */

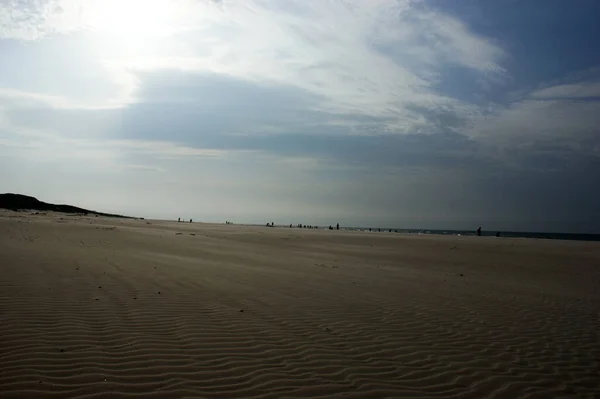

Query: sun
left=81, top=0, right=176, bottom=38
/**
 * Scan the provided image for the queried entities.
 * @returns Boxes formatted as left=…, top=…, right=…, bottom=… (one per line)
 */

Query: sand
left=1, top=210, right=599, bottom=399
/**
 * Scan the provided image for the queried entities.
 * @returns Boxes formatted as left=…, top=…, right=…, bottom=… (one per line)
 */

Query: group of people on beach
left=266, top=222, right=341, bottom=230
left=231, top=220, right=495, bottom=238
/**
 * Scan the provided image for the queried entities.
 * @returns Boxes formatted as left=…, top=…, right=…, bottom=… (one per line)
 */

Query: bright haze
left=1, top=0, right=599, bottom=232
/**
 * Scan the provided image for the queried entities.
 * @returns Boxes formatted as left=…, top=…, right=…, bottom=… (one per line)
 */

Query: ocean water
left=256, top=224, right=600, bottom=242
left=342, top=228, right=600, bottom=242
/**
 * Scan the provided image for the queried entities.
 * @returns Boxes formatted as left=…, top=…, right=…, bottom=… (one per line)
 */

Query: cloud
left=453, top=71, right=600, bottom=180
left=0, top=35, right=138, bottom=109
left=1, top=0, right=505, bottom=131
left=0, top=87, right=81, bottom=109
left=468, top=90, right=600, bottom=151
left=121, top=164, right=165, bottom=172
left=531, top=81, right=600, bottom=99
left=470, top=98, right=600, bottom=142
left=2, top=0, right=599, bottom=232
left=1, top=67, right=492, bottom=174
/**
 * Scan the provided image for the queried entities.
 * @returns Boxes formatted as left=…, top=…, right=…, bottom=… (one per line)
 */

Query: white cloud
left=531, top=81, right=600, bottom=99
left=32, top=136, right=230, bottom=161
left=0, top=84, right=136, bottom=110
left=411, top=8, right=505, bottom=74
left=467, top=79, right=600, bottom=158
left=121, top=164, right=165, bottom=172
left=0, top=88, right=71, bottom=109
left=1, top=0, right=505, bottom=132
left=472, top=99, right=599, bottom=138
left=112, top=139, right=230, bottom=159
left=0, top=0, right=195, bottom=40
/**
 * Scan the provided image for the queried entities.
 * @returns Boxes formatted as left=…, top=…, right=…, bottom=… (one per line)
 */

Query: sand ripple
left=1, top=214, right=599, bottom=398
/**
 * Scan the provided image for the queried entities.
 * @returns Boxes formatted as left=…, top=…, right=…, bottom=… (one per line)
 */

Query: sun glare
left=82, top=0, right=176, bottom=37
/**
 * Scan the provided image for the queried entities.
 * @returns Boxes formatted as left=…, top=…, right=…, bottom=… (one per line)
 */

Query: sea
left=342, top=228, right=600, bottom=242
left=258, top=224, right=600, bottom=242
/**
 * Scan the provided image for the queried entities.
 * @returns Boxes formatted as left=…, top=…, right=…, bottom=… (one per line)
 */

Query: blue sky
left=1, top=0, right=599, bottom=232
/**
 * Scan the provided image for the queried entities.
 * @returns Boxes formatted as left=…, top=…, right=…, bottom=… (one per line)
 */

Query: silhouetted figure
left=378, top=228, right=381, bottom=232
left=477, top=226, right=482, bottom=236
left=389, top=229, right=392, bottom=233
left=190, top=219, right=192, bottom=223
left=178, top=217, right=180, bottom=222
left=369, top=228, right=372, bottom=232
left=329, top=225, right=333, bottom=230
left=336, top=223, right=339, bottom=230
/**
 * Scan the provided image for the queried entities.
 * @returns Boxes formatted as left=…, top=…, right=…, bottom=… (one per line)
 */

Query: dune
left=0, top=193, right=132, bottom=219
left=1, top=209, right=599, bottom=398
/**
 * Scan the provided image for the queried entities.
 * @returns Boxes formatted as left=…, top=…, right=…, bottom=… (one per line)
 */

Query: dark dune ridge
left=0, top=193, right=133, bottom=219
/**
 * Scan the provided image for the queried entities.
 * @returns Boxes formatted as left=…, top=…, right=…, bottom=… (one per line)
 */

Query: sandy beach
left=1, top=210, right=599, bottom=398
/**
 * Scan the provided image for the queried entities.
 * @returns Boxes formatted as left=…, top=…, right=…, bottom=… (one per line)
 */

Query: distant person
left=178, top=217, right=180, bottom=222
left=477, top=226, right=482, bottom=236
left=369, top=228, right=372, bottom=232
left=336, top=223, right=340, bottom=230
left=190, top=219, right=192, bottom=223
left=329, top=225, right=333, bottom=230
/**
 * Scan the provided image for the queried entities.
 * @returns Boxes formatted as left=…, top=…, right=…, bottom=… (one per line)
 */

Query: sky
left=1, top=0, right=599, bottom=232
